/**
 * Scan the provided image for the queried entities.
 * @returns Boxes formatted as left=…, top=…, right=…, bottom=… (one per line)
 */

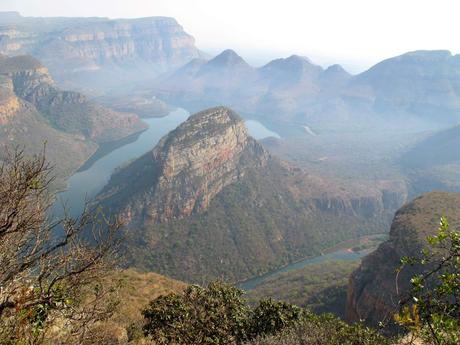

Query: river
left=54, top=108, right=281, bottom=216
left=54, top=109, right=374, bottom=290
left=237, top=248, right=371, bottom=291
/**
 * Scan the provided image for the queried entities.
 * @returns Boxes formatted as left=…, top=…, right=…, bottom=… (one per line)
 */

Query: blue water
left=245, top=120, right=281, bottom=139
left=54, top=109, right=280, bottom=216
left=238, top=249, right=370, bottom=291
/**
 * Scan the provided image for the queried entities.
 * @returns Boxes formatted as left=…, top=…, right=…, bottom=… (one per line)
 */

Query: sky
left=1, top=0, right=460, bottom=72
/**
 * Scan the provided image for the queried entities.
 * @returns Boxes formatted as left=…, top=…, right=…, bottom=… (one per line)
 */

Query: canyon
left=97, top=107, right=407, bottom=283
left=0, top=54, right=146, bottom=186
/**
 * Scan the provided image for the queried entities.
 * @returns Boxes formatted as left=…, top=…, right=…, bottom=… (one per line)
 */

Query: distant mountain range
left=0, top=12, right=204, bottom=92
left=97, top=107, right=406, bottom=283
left=0, top=54, right=146, bottom=186
left=153, top=49, right=460, bottom=131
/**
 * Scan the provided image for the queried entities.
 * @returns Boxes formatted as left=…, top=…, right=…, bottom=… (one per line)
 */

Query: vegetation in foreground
left=0, top=149, right=120, bottom=344
left=141, top=281, right=390, bottom=345
left=0, top=150, right=458, bottom=344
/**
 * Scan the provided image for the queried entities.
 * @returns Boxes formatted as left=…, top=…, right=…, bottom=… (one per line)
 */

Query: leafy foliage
left=396, top=216, right=460, bottom=344
left=142, top=281, right=390, bottom=345
left=249, top=298, right=306, bottom=338
left=247, top=313, right=393, bottom=345
left=142, top=281, right=251, bottom=344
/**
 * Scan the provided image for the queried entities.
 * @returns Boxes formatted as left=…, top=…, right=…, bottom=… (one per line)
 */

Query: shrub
left=396, top=216, right=460, bottom=344
left=142, top=281, right=250, bottom=344
left=246, top=313, right=392, bottom=345
left=249, top=298, right=306, bottom=338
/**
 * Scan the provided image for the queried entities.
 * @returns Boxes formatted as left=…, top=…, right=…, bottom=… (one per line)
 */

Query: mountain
left=0, top=12, right=204, bottom=91
left=0, top=54, right=146, bottom=185
left=97, top=106, right=406, bottom=283
left=401, top=124, right=460, bottom=169
left=347, top=50, right=460, bottom=124
left=398, top=125, right=460, bottom=197
left=345, top=191, right=460, bottom=327
left=152, top=49, right=460, bottom=130
left=155, top=50, right=257, bottom=110
left=154, top=50, right=353, bottom=124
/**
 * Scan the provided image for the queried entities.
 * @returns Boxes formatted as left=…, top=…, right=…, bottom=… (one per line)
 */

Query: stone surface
left=345, top=191, right=460, bottom=326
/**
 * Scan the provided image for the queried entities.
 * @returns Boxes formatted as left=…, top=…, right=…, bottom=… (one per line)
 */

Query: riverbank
left=237, top=234, right=387, bottom=291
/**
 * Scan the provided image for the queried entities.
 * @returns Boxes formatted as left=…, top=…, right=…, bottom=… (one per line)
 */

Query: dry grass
left=81, top=269, right=186, bottom=344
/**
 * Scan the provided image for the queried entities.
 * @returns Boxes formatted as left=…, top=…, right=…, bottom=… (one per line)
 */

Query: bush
left=142, top=281, right=250, bottom=344
left=246, top=313, right=393, bottom=345
left=249, top=298, right=306, bottom=338
left=142, top=281, right=390, bottom=344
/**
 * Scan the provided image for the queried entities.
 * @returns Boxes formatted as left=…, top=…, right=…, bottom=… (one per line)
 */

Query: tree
left=143, top=281, right=251, bottom=344
left=143, top=281, right=313, bottom=344
left=249, top=298, right=306, bottom=338
left=396, top=217, right=460, bottom=345
left=0, top=149, right=120, bottom=344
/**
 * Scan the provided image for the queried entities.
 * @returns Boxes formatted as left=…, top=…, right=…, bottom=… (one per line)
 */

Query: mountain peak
left=325, top=64, right=349, bottom=74
left=260, top=55, right=323, bottom=83
left=285, top=54, right=313, bottom=64
left=206, top=49, right=250, bottom=68
left=98, top=106, right=268, bottom=224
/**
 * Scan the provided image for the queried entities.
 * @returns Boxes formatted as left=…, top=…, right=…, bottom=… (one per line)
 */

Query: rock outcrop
left=98, top=107, right=268, bottom=224
left=0, top=12, right=204, bottom=90
left=97, top=106, right=405, bottom=283
left=0, top=54, right=146, bottom=186
left=345, top=192, right=460, bottom=326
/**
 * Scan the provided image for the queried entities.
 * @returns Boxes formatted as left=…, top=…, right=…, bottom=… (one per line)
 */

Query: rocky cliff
left=0, top=12, right=203, bottom=91
left=98, top=107, right=268, bottom=224
left=0, top=54, right=146, bottom=186
left=97, top=106, right=405, bottom=283
left=345, top=191, right=460, bottom=327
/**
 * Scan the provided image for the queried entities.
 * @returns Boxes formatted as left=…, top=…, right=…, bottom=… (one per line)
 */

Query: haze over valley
left=1, top=4, right=460, bottom=344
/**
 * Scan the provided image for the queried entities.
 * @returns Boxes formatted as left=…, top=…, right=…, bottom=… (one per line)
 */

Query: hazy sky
left=2, top=0, right=460, bottom=72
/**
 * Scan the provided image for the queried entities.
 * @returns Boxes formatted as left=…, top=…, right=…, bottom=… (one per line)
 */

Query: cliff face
left=97, top=106, right=405, bottom=283
left=0, top=13, right=203, bottom=90
left=0, top=55, right=146, bottom=143
left=345, top=192, right=460, bottom=326
left=98, top=107, right=268, bottom=224
left=0, top=54, right=146, bottom=186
